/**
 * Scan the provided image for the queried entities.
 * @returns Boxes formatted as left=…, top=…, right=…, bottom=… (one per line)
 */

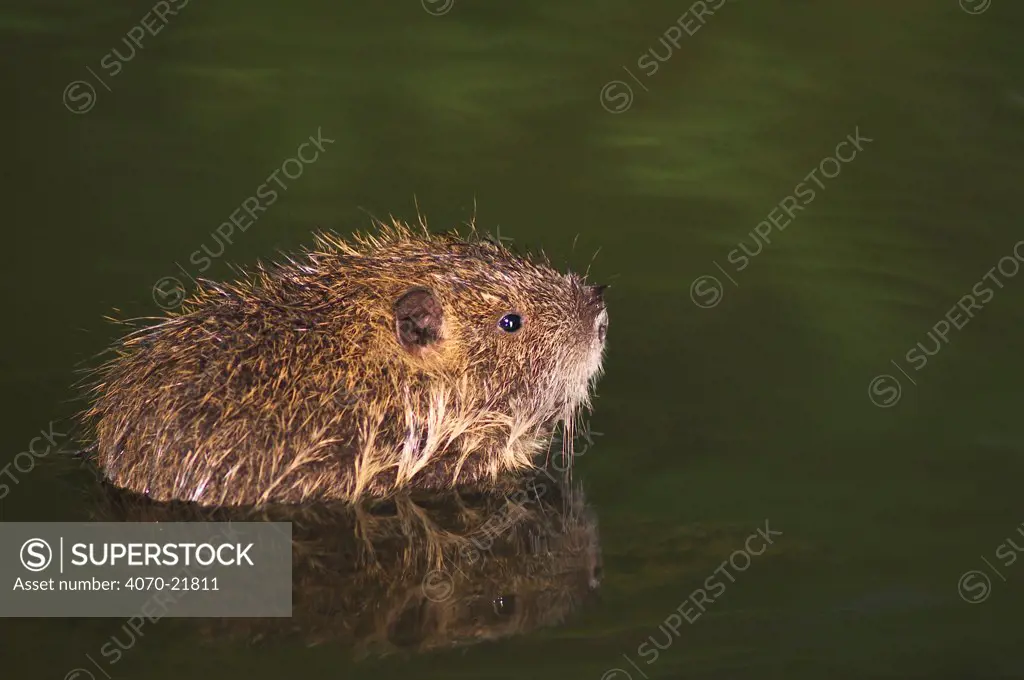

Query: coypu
left=87, top=471, right=601, bottom=656
left=80, top=219, right=608, bottom=505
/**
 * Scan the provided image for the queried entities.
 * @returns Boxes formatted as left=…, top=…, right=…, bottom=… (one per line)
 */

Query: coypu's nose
left=588, top=284, right=608, bottom=306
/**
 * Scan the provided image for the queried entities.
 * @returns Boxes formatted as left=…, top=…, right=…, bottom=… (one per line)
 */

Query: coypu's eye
left=498, top=313, right=522, bottom=333
left=492, top=594, right=516, bottom=618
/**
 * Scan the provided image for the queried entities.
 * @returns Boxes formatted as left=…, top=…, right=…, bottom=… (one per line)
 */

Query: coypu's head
left=385, top=230, right=608, bottom=424
left=324, top=221, right=608, bottom=446
left=395, top=246, right=607, bottom=399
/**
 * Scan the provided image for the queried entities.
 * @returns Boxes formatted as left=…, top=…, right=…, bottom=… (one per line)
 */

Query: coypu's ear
left=394, top=287, right=443, bottom=353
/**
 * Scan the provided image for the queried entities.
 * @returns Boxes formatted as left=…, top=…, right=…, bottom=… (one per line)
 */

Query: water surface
left=3, top=0, right=1024, bottom=677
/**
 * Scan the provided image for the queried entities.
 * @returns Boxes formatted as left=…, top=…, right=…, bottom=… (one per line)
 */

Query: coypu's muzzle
left=587, top=284, right=609, bottom=344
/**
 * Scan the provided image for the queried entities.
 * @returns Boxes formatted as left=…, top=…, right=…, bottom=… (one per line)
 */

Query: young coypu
left=81, top=220, right=608, bottom=505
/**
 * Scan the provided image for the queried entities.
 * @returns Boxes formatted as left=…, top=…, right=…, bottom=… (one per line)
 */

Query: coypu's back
left=80, top=219, right=608, bottom=505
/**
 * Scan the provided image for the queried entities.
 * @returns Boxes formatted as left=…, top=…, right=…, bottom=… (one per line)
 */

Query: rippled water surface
left=4, top=0, right=1024, bottom=677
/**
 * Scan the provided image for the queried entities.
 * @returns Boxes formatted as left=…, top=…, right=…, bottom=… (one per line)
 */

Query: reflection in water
left=86, top=471, right=601, bottom=657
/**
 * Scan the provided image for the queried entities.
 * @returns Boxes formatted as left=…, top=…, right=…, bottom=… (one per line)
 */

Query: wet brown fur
left=79, top=219, right=608, bottom=505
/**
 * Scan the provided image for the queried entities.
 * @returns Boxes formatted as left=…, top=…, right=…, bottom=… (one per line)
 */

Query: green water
left=4, top=0, right=1024, bottom=677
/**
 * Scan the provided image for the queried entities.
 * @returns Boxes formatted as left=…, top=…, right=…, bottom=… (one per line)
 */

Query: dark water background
left=4, top=0, right=1024, bottom=677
